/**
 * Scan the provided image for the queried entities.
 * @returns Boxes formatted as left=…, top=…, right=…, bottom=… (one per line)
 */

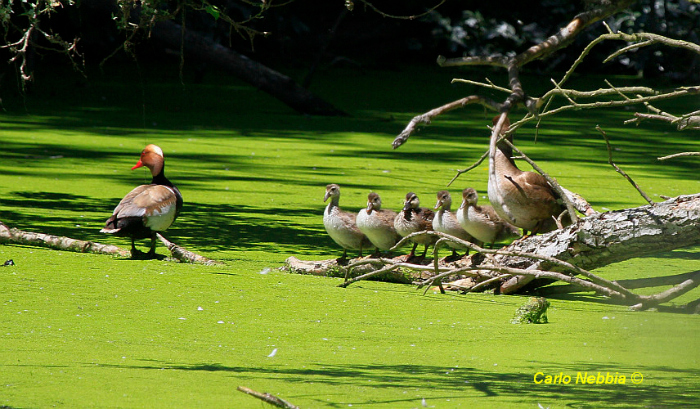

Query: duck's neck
left=151, top=169, right=173, bottom=187
left=327, top=196, right=340, bottom=211
left=494, top=144, right=519, bottom=172
left=489, top=116, right=520, bottom=177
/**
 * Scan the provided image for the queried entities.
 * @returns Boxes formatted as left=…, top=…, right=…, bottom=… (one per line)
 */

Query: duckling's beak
left=323, top=191, right=330, bottom=202
left=403, top=200, right=412, bottom=212
left=434, top=200, right=442, bottom=210
left=366, top=201, right=374, bottom=214
left=458, top=199, right=466, bottom=210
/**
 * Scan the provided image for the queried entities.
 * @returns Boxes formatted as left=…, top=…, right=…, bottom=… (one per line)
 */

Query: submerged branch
left=237, top=386, right=300, bottom=409
left=156, top=234, right=223, bottom=266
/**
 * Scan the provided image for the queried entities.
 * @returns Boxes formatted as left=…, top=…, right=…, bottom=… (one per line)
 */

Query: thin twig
left=596, top=126, right=654, bottom=205
left=630, top=270, right=700, bottom=311
left=451, top=78, right=512, bottom=94
left=447, top=149, right=490, bottom=186
left=411, top=231, right=633, bottom=297
left=628, top=106, right=700, bottom=131
left=339, top=257, right=446, bottom=288
left=658, top=152, right=700, bottom=161
left=355, top=0, right=448, bottom=20
left=419, top=266, right=487, bottom=291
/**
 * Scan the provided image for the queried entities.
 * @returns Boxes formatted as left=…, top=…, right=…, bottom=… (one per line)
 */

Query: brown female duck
left=487, top=115, right=566, bottom=235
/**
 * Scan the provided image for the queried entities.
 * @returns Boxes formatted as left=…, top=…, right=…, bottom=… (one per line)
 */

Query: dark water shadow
left=90, top=359, right=700, bottom=408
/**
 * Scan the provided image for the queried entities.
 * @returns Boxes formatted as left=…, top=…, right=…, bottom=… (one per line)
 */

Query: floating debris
left=511, top=297, right=550, bottom=324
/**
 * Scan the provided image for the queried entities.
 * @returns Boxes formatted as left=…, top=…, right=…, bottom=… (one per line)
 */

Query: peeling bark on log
left=151, top=20, right=347, bottom=117
left=284, top=256, right=342, bottom=276
left=0, top=221, right=130, bottom=257
left=498, top=194, right=700, bottom=293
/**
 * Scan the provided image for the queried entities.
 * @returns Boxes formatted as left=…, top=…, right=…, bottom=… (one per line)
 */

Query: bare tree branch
left=596, top=125, right=654, bottom=205
left=658, top=152, right=700, bottom=161
left=392, top=96, right=500, bottom=149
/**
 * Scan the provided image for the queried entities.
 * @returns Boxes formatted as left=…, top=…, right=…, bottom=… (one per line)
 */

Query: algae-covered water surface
left=1, top=64, right=699, bottom=408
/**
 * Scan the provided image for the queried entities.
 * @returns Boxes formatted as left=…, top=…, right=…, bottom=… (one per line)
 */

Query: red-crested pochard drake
left=101, top=144, right=183, bottom=258
left=356, top=192, right=401, bottom=256
left=394, top=192, right=436, bottom=259
left=457, top=187, right=520, bottom=248
left=487, top=115, right=569, bottom=235
left=433, top=190, right=474, bottom=257
left=323, top=184, right=373, bottom=259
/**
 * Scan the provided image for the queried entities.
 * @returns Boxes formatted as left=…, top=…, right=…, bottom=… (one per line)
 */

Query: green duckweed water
left=1, top=64, right=698, bottom=408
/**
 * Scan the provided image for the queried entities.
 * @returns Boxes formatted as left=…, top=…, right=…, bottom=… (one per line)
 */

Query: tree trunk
left=151, top=20, right=347, bottom=117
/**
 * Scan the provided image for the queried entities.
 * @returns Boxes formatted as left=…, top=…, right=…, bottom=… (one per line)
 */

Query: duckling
left=457, top=188, right=520, bottom=248
left=394, top=192, right=436, bottom=259
left=488, top=115, right=568, bottom=235
left=433, top=190, right=474, bottom=257
left=323, top=184, right=373, bottom=259
left=356, top=192, right=401, bottom=255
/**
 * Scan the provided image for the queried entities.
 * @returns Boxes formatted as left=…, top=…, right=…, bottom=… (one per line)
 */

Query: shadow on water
left=0, top=190, right=330, bottom=254
left=1, top=66, right=698, bottom=260
left=89, top=359, right=700, bottom=408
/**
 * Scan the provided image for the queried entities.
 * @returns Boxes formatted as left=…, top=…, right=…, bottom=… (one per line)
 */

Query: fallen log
left=0, top=220, right=220, bottom=265
left=156, top=233, right=222, bottom=266
left=0, top=220, right=130, bottom=257
left=497, top=193, right=700, bottom=293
